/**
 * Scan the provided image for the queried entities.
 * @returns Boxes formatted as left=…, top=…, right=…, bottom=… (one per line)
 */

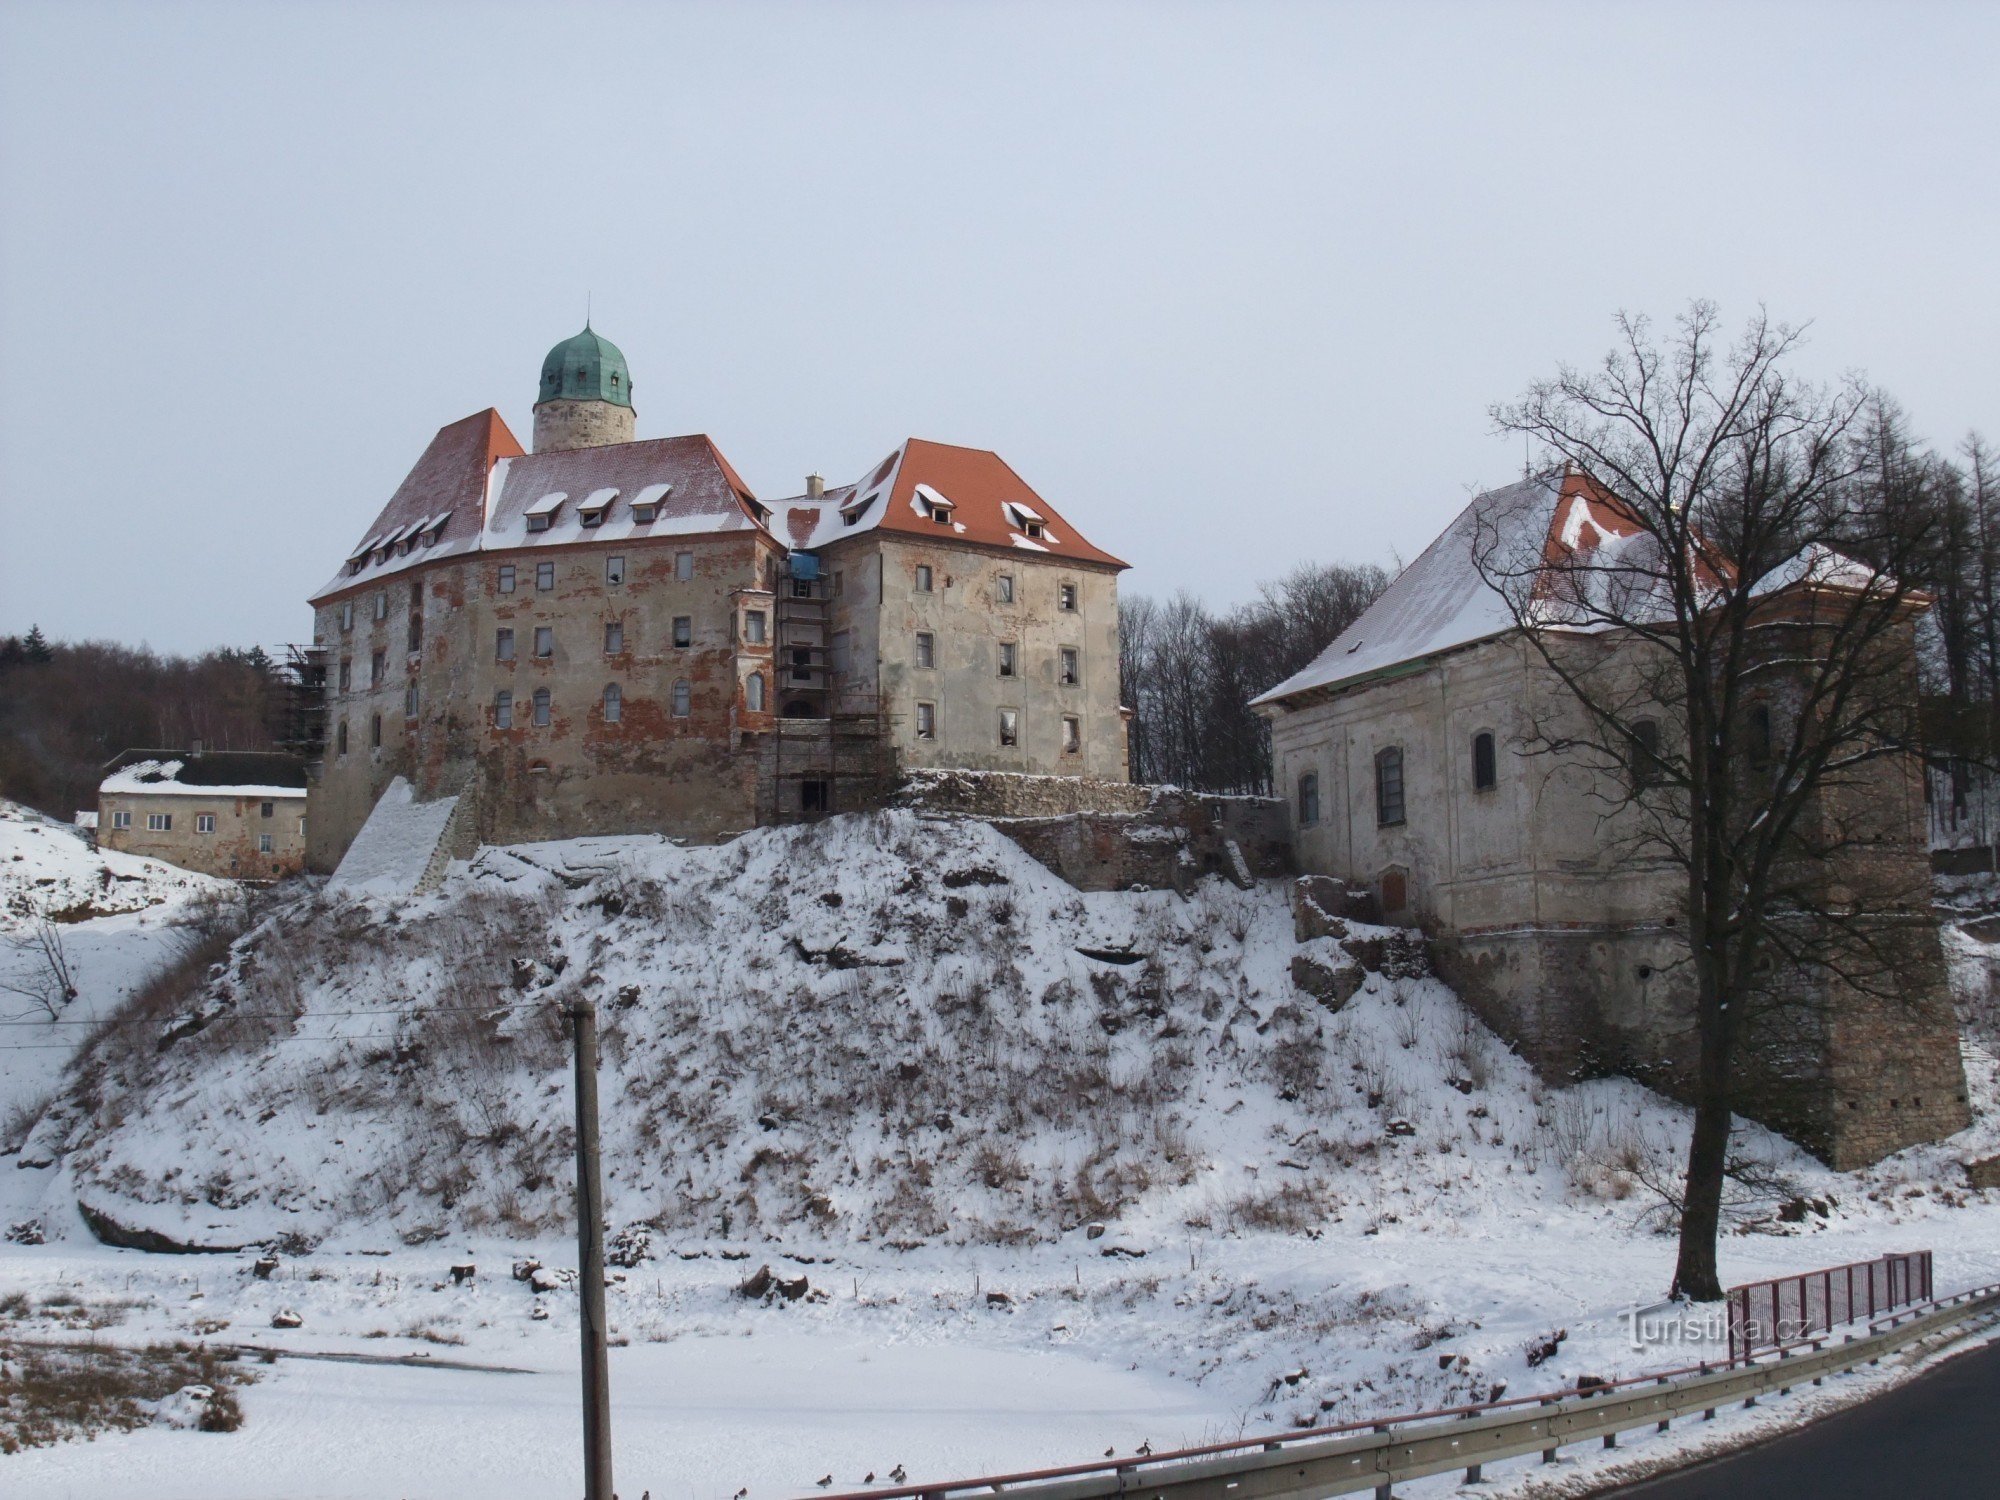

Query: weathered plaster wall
left=99, top=793, right=307, bottom=880
left=1263, top=634, right=1970, bottom=1168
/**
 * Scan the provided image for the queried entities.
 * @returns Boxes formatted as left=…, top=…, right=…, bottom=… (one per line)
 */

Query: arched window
left=746, top=671, right=766, bottom=713
left=671, top=679, right=691, bottom=718
left=1631, top=719, right=1662, bottom=788
left=1472, top=731, right=1497, bottom=791
left=494, top=690, right=513, bottom=729
left=1747, top=702, right=1773, bottom=766
left=602, top=683, right=622, bottom=723
left=533, top=688, right=551, bottom=727
left=1375, top=747, right=1405, bottom=827
left=1297, top=771, right=1320, bottom=827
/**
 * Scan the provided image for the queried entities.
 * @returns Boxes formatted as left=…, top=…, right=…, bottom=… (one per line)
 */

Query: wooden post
left=570, top=997, right=614, bottom=1500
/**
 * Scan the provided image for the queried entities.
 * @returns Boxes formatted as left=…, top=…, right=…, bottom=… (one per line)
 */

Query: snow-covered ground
left=0, top=800, right=229, bottom=1152
left=3, top=809, right=1998, bottom=1497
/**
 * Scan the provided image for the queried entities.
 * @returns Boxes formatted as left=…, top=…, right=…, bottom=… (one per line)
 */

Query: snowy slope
left=3, top=811, right=1998, bottom=1494
left=1, top=799, right=219, bottom=928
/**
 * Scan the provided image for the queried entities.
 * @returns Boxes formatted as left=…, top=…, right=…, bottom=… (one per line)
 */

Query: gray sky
left=2, top=0, right=1995, bottom=655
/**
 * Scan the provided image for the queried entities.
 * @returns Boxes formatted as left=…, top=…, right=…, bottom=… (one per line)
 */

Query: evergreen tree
left=21, top=625, right=52, bottom=663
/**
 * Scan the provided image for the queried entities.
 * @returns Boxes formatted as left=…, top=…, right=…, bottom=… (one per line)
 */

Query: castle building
left=1253, top=471, right=1970, bottom=1168
left=305, top=328, right=1129, bottom=871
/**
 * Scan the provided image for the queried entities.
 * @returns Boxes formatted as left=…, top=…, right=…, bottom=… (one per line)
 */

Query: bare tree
left=1476, top=303, right=1945, bottom=1300
left=2, top=911, right=80, bottom=1021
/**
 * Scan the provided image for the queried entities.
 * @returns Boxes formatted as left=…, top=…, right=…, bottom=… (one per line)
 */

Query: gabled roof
left=100, top=750, right=310, bottom=798
left=484, top=435, right=763, bottom=550
left=312, top=409, right=523, bottom=602
left=775, top=438, right=1127, bottom=569
left=1253, top=473, right=1567, bottom=707
left=313, top=414, right=765, bottom=602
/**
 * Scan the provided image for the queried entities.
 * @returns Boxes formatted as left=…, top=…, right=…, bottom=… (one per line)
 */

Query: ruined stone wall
left=894, top=771, right=1288, bottom=892
left=98, top=792, right=307, bottom=880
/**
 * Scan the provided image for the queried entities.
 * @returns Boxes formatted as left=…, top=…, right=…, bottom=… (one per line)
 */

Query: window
left=1632, top=719, right=1663, bottom=788
left=526, top=512, right=552, bottom=533
left=602, top=683, right=622, bottom=723
left=632, top=501, right=657, bottom=524
left=672, top=679, right=691, bottom=718
left=408, top=604, right=422, bottom=653
left=260, top=801, right=274, bottom=818
left=498, top=564, right=516, bottom=594
left=196, top=813, right=216, bottom=834
left=915, top=564, right=933, bottom=593
left=299, top=818, right=306, bottom=836
left=338, top=600, right=354, bottom=632
left=370, top=712, right=383, bottom=748
left=537, top=561, right=555, bottom=591
left=373, top=591, right=387, bottom=621
left=999, top=709, right=1019, bottom=747
left=997, top=573, right=1015, bottom=604
left=916, top=701, right=937, bottom=740
left=534, top=626, right=554, bottom=658
left=495, top=690, right=513, bottom=729
left=606, top=555, right=625, bottom=585
left=746, top=671, right=766, bottom=712
left=1472, top=732, right=1497, bottom=792
left=1059, top=647, right=1079, bottom=686
left=744, top=611, right=767, bottom=644
left=533, top=688, right=551, bottom=727
left=1298, top=772, right=1320, bottom=826
left=1747, top=702, right=1773, bottom=767
left=371, top=650, right=386, bottom=687
left=1059, top=582, right=1078, bottom=612
left=339, top=658, right=352, bottom=691
left=1375, top=746, right=1405, bottom=827
left=259, top=833, right=274, bottom=854
left=1023, top=520, right=1045, bottom=540
left=1062, top=715, right=1081, bottom=754
left=604, top=621, right=624, bottom=655
left=675, top=551, right=694, bottom=582
left=833, top=570, right=844, bottom=597
left=405, top=683, right=420, bottom=718
left=147, top=812, right=172, bottom=832
left=998, top=642, right=1017, bottom=678
left=111, top=810, right=131, bottom=830
left=580, top=506, right=605, bottom=529
left=791, top=646, right=812, bottom=681
left=915, top=632, right=935, bottom=669
left=673, top=616, right=692, bottom=648
left=496, top=628, right=515, bottom=662
left=337, top=721, right=349, bottom=756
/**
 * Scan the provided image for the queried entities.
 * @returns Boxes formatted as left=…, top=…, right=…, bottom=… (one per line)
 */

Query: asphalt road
left=1610, top=1335, right=2000, bottom=1498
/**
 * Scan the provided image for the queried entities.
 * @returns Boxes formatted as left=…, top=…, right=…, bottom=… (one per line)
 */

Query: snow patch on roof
left=99, top=760, right=308, bottom=800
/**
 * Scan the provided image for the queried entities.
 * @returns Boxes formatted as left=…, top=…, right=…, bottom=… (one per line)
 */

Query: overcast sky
left=2, top=1, right=1995, bottom=655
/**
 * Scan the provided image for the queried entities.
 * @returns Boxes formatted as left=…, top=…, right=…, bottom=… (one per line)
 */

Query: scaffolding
left=273, top=644, right=330, bottom=763
left=764, top=562, right=894, bottom=822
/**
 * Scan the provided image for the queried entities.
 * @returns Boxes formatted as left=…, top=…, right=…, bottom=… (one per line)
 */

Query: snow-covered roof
left=776, top=439, right=1125, bottom=568
left=1255, top=474, right=1562, bottom=707
left=312, top=412, right=765, bottom=603
left=99, top=752, right=309, bottom=800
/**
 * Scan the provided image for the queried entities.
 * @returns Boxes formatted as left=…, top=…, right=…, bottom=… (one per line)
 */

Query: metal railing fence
left=1726, top=1251, right=1930, bottom=1361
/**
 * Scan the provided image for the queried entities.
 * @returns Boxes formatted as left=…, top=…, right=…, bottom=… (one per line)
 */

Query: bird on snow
left=1103, top=1448, right=1115, bottom=1458
left=888, top=1466, right=906, bottom=1484
left=816, top=1478, right=833, bottom=1489
left=1137, top=1442, right=1153, bottom=1457
left=863, top=1474, right=875, bottom=1485
left=734, top=1489, right=748, bottom=1498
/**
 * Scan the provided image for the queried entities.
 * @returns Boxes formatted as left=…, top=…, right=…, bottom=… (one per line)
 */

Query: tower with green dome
left=532, top=324, right=637, bottom=453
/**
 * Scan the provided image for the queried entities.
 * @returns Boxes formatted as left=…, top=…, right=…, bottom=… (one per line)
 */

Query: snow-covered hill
left=1, top=799, right=219, bottom=929
left=4, top=809, right=1998, bottom=1494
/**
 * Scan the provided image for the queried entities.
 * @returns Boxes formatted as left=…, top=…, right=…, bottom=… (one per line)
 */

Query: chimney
left=806, top=473, right=825, bottom=499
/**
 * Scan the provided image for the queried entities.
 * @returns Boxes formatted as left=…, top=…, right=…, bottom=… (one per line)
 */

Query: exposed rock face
left=1290, top=951, right=1366, bottom=1011
left=1966, top=1155, right=2000, bottom=1191
left=76, top=1199, right=245, bottom=1255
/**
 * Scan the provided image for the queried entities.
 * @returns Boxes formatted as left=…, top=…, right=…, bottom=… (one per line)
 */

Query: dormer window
left=525, top=492, right=566, bottom=533
left=915, top=483, right=955, bottom=525
left=632, top=502, right=657, bottom=523
left=577, top=489, right=617, bottom=528
left=1006, top=501, right=1046, bottom=539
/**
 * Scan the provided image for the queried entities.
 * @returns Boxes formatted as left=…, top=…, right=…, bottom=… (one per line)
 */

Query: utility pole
left=569, top=996, right=614, bottom=1500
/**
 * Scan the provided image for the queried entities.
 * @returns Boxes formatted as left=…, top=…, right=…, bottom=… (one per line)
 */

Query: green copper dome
left=537, top=325, right=633, bottom=408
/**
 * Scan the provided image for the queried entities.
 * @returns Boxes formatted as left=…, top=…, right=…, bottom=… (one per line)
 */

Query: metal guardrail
left=815, top=1281, right=2000, bottom=1500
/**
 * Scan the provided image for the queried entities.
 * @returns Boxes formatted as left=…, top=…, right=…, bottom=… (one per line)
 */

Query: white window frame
left=146, top=812, right=172, bottom=832
left=534, top=626, right=554, bottom=659
left=915, top=632, right=935, bottom=669
left=675, top=551, right=694, bottom=582
left=111, top=810, right=131, bottom=830
left=536, top=561, right=556, bottom=591
left=258, top=833, right=274, bottom=854
left=196, top=813, right=216, bottom=834
left=606, top=555, right=625, bottom=586
left=916, top=701, right=937, bottom=740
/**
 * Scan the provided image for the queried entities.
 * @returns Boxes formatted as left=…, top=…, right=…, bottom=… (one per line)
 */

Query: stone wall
left=531, top=399, right=636, bottom=454
left=99, top=792, right=308, bottom=881
left=896, top=771, right=1289, bottom=892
